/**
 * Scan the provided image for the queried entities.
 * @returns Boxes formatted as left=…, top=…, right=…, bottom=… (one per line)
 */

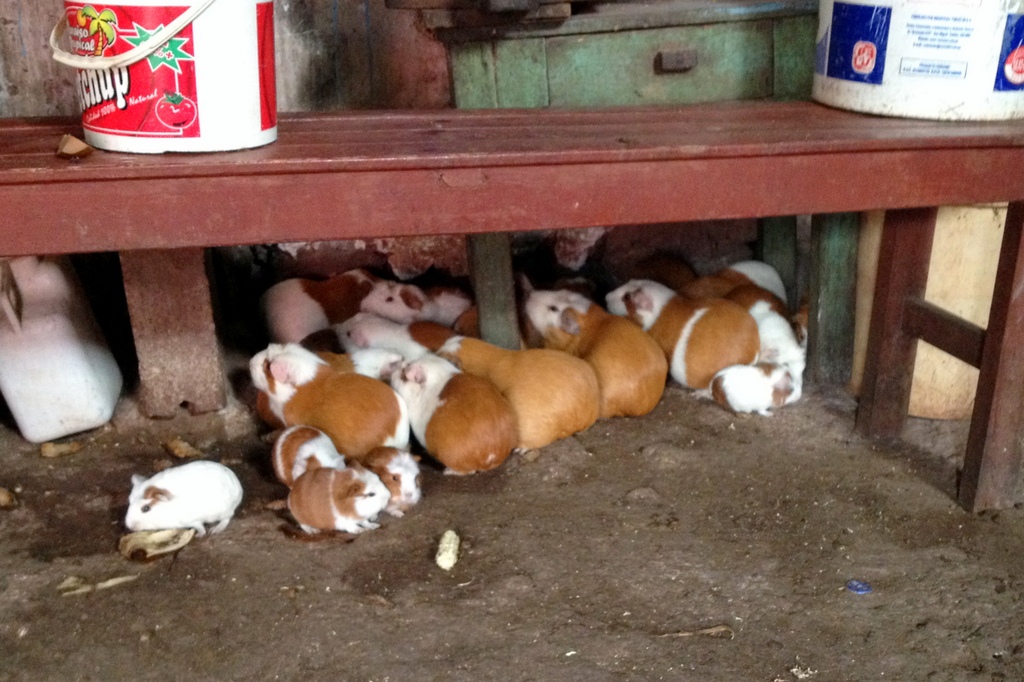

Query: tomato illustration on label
left=155, top=91, right=197, bottom=129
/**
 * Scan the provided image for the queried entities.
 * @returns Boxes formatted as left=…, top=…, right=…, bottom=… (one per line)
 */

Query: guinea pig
left=261, top=268, right=379, bottom=343
left=272, top=425, right=347, bottom=488
left=522, top=288, right=667, bottom=419
left=334, top=312, right=455, bottom=360
left=349, top=348, right=406, bottom=382
left=250, top=343, right=410, bottom=458
left=362, top=446, right=422, bottom=517
left=743, top=300, right=805, bottom=404
left=125, top=460, right=243, bottom=536
left=436, top=336, right=600, bottom=450
left=699, top=362, right=795, bottom=416
left=681, top=260, right=788, bottom=304
left=605, top=279, right=759, bottom=390
left=390, top=354, right=518, bottom=475
left=360, top=279, right=473, bottom=327
left=287, top=465, right=390, bottom=535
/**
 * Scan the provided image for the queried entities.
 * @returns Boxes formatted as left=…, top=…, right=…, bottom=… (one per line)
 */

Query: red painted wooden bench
left=5, top=100, right=1024, bottom=510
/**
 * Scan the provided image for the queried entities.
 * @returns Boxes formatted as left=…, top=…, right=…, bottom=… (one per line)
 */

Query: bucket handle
left=50, top=0, right=218, bottom=70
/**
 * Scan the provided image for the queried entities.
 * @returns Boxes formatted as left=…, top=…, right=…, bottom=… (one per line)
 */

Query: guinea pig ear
left=628, top=288, right=654, bottom=313
left=559, top=308, right=581, bottom=335
left=402, top=362, right=426, bottom=385
left=269, top=356, right=297, bottom=386
left=400, top=287, right=426, bottom=311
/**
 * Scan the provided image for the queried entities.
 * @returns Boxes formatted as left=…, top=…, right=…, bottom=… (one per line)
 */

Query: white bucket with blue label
left=813, top=0, right=1024, bottom=120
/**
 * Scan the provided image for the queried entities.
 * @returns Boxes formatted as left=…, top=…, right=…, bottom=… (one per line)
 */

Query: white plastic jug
left=0, top=257, right=123, bottom=443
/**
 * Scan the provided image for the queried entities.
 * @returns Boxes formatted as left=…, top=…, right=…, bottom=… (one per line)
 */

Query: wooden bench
left=5, top=100, right=1024, bottom=511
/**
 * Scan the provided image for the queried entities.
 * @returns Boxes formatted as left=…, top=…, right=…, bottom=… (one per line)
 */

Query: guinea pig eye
left=385, top=296, right=394, bottom=303
left=366, top=492, right=376, bottom=497
left=548, top=305, right=557, bottom=312
left=141, top=504, right=152, bottom=513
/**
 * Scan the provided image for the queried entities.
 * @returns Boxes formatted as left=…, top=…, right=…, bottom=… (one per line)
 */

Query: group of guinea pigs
left=124, top=255, right=809, bottom=539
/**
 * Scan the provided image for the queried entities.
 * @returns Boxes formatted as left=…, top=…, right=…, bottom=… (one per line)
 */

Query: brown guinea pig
left=390, top=354, right=517, bottom=475
left=522, top=288, right=667, bottom=419
left=606, top=279, right=759, bottom=390
left=272, top=425, right=347, bottom=488
left=250, top=343, right=409, bottom=459
left=680, top=260, right=787, bottom=304
left=436, top=336, right=600, bottom=450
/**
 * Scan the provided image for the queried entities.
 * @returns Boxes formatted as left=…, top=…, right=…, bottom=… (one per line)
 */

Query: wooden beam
left=807, top=212, right=858, bottom=385
left=903, top=298, right=985, bottom=369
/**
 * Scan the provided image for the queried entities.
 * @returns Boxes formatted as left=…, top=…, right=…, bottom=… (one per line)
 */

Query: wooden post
left=855, top=207, right=938, bottom=440
left=467, top=232, right=522, bottom=350
left=808, top=212, right=859, bottom=386
left=958, top=201, right=1024, bottom=511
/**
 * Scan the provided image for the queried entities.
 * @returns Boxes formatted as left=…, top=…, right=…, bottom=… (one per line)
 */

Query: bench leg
left=120, top=248, right=226, bottom=418
left=808, top=212, right=859, bottom=385
left=757, top=216, right=800, bottom=311
left=855, top=207, right=938, bottom=439
left=467, top=232, right=522, bottom=350
left=958, top=201, right=1024, bottom=511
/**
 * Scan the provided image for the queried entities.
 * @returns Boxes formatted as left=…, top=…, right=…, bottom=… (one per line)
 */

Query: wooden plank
left=856, top=207, right=938, bottom=440
left=807, top=213, right=858, bottom=385
left=434, top=0, right=817, bottom=43
left=756, top=215, right=799, bottom=310
left=903, top=298, right=986, bottom=369
left=494, top=38, right=549, bottom=108
left=9, top=147, right=1024, bottom=258
left=958, top=201, right=1024, bottom=511
left=449, top=42, right=499, bottom=108
left=773, top=15, right=816, bottom=100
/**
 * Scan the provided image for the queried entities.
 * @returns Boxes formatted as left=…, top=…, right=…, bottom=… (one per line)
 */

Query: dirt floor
left=1, top=383, right=1022, bottom=682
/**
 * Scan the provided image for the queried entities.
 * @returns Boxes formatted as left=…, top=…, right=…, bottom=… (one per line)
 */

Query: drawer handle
left=656, top=49, right=698, bottom=74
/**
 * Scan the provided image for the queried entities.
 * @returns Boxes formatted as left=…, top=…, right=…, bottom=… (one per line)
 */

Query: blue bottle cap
left=846, top=579, right=872, bottom=594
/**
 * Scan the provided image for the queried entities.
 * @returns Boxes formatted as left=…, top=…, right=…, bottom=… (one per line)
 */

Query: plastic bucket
left=50, top=0, right=277, bottom=153
left=813, top=0, right=1024, bottom=120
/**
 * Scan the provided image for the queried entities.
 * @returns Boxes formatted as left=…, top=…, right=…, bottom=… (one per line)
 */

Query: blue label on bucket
left=827, top=3, right=892, bottom=84
left=995, top=14, right=1024, bottom=90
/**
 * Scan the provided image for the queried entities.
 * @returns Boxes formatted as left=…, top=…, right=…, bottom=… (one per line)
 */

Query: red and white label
left=852, top=41, right=878, bottom=75
left=68, top=3, right=201, bottom=138
left=1004, top=46, right=1024, bottom=86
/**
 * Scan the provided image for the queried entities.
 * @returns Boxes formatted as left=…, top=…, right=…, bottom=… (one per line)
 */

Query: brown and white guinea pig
left=261, top=268, right=379, bottom=343
left=287, top=465, right=390, bottom=535
left=522, top=288, right=667, bottom=419
left=349, top=348, right=406, bottom=383
left=125, top=461, right=243, bottom=536
left=390, top=354, right=517, bottom=475
left=254, top=350, right=356, bottom=429
left=681, top=260, right=788, bottom=304
left=334, top=312, right=456, bottom=360
left=436, top=336, right=600, bottom=450
left=271, top=425, right=347, bottom=488
left=699, top=362, right=795, bottom=416
left=360, top=279, right=473, bottom=327
left=792, top=299, right=810, bottom=351
left=250, top=343, right=410, bottom=459
left=605, top=279, right=760, bottom=391
left=736, top=299, right=805, bottom=404
left=362, top=446, right=422, bottom=517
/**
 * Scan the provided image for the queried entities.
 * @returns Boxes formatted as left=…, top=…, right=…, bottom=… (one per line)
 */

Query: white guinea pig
left=125, top=461, right=243, bottom=536
left=699, top=362, right=795, bottom=417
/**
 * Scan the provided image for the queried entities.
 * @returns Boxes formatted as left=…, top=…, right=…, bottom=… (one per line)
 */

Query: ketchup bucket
left=50, top=0, right=277, bottom=153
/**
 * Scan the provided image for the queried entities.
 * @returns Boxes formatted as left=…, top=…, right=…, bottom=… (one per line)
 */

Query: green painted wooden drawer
left=546, top=21, right=773, bottom=107
left=448, top=15, right=817, bottom=109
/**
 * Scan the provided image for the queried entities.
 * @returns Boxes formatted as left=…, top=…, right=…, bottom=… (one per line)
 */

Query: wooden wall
left=0, top=0, right=451, bottom=117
